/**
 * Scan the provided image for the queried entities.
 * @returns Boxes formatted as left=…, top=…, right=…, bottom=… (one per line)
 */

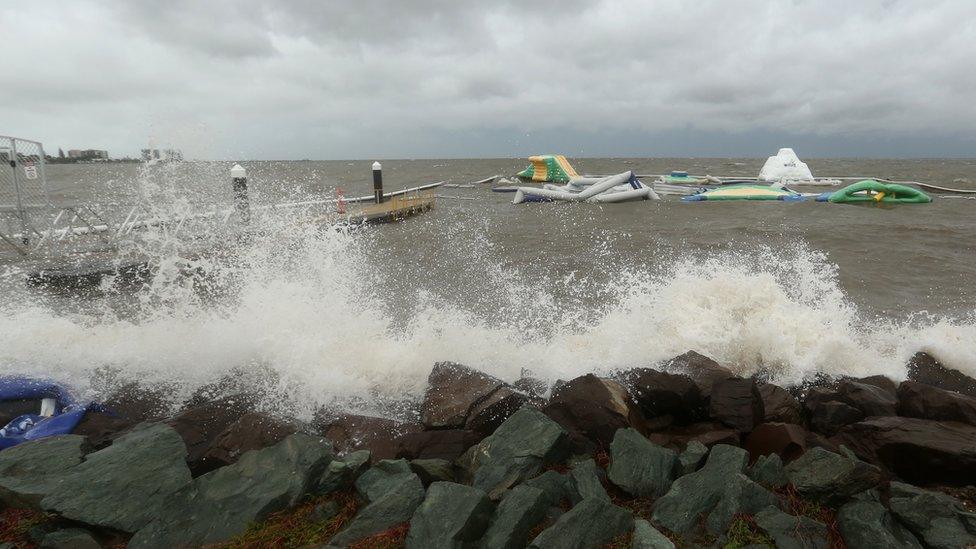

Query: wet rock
left=748, top=454, right=788, bottom=488
left=663, top=350, right=735, bottom=398
left=480, top=485, right=549, bottom=549
left=167, top=394, right=255, bottom=475
left=38, top=528, right=100, bottom=549
left=607, top=427, right=677, bottom=498
left=809, top=400, right=864, bottom=436
left=528, top=497, right=633, bottom=549
left=102, top=382, right=172, bottom=422
left=836, top=499, right=922, bottom=549
left=356, top=459, right=413, bottom=501
left=754, top=506, right=828, bottom=549
left=620, top=368, right=703, bottom=422
left=524, top=470, right=575, bottom=507
left=906, top=351, right=976, bottom=398
left=709, top=378, right=764, bottom=433
left=201, top=412, right=298, bottom=472
left=317, top=450, right=371, bottom=495
left=569, top=458, right=609, bottom=502
left=785, top=446, right=880, bottom=504
left=887, top=481, right=976, bottom=549
left=0, top=435, right=87, bottom=508
left=406, top=482, right=493, bottom=549
left=421, top=362, right=506, bottom=429
left=645, top=421, right=739, bottom=450
left=466, top=386, right=530, bottom=435
left=42, top=423, right=191, bottom=533
left=836, top=380, right=897, bottom=417
left=631, top=519, right=675, bottom=549
left=833, top=416, right=976, bottom=485
left=897, top=380, right=976, bottom=426
left=704, top=473, right=780, bottom=534
left=651, top=444, right=752, bottom=535
left=130, top=433, right=333, bottom=548
left=677, top=440, right=708, bottom=475
left=395, top=429, right=483, bottom=461
left=745, top=422, right=806, bottom=463
left=757, top=383, right=802, bottom=424
left=330, top=470, right=425, bottom=547
left=410, top=458, right=455, bottom=486
left=513, top=375, right=549, bottom=398
left=542, top=374, right=645, bottom=446
left=315, top=412, right=421, bottom=462
left=856, top=374, right=898, bottom=395
left=470, top=407, right=569, bottom=499
left=70, top=411, right=134, bottom=449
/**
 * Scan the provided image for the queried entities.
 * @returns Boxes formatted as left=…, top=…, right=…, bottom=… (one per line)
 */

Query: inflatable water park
left=485, top=149, right=938, bottom=206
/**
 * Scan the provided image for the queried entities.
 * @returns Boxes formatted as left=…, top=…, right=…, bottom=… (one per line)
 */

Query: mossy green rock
left=754, top=506, right=828, bottom=549
left=785, top=446, right=880, bottom=504
left=529, top=497, right=633, bottom=549
left=631, top=519, right=675, bottom=549
left=0, top=435, right=87, bottom=508
left=887, top=482, right=976, bottom=549
left=836, top=499, right=921, bottom=549
left=481, top=485, right=548, bottom=549
left=607, top=428, right=677, bottom=498
left=405, top=482, right=493, bottom=549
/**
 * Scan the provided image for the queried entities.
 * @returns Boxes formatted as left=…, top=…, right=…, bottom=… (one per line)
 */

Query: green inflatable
left=827, top=180, right=931, bottom=204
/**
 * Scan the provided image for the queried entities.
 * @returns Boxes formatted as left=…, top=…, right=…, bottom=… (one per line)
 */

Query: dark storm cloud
left=2, top=0, right=975, bottom=159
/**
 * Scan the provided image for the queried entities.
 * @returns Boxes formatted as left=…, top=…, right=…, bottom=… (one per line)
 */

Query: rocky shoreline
left=2, top=350, right=976, bottom=548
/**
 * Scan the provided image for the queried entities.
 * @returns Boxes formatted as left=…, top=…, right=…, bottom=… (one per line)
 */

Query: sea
left=1, top=157, right=974, bottom=418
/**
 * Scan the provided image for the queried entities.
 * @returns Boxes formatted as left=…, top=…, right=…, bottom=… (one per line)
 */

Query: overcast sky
left=2, top=0, right=975, bottom=159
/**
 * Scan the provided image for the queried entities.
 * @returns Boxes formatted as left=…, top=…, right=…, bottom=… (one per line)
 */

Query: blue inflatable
left=0, top=377, right=96, bottom=450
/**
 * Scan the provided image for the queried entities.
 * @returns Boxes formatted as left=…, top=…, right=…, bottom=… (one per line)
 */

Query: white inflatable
left=758, top=148, right=814, bottom=182
left=512, top=172, right=659, bottom=204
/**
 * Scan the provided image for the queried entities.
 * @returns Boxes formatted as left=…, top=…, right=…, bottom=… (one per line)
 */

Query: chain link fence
left=1, top=135, right=50, bottom=252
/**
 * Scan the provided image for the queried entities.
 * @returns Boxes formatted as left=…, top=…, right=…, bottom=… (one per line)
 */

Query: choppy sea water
left=1, top=158, right=974, bottom=418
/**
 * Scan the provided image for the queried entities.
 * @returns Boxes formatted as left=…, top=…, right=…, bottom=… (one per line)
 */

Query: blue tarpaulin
left=0, top=377, right=94, bottom=450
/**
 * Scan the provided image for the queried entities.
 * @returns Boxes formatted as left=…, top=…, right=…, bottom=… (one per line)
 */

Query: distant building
left=141, top=148, right=183, bottom=164
left=67, top=149, right=109, bottom=160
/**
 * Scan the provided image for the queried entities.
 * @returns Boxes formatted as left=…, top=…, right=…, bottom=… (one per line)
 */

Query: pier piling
left=372, top=161, right=384, bottom=204
left=230, top=164, right=250, bottom=225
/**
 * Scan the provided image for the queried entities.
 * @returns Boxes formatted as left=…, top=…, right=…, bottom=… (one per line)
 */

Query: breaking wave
left=1, top=172, right=974, bottom=418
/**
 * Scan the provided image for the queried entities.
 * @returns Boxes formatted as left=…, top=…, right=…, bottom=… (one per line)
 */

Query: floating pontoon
left=512, top=171, right=658, bottom=204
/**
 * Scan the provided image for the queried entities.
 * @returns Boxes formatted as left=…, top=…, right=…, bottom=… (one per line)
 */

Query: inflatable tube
left=589, top=187, right=653, bottom=203
left=682, top=184, right=803, bottom=202
left=513, top=172, right=633, bottom=204
left=0, top=378, right=100, bottom=450
left=827, top=180, right=932, bottom=204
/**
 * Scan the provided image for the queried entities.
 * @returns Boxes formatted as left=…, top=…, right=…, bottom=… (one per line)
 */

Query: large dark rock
left=662, top=350, right=735, bottom=397
left=652, top=444, right=776, bottom=535
left=745, top=422, right=807, bottom=463
left=129, top=433, right=333, bottom=548
left=42, top=423, right=192, bottom=533
left=757, top=383, right=802, bottom=424
left=645, top=421, right=739, bottom=450
left=330, top=467, right=425, bottom=546
left=784, top=446, right=880, bottom=504
left=709, top=377, right=764, bottom=433
left=542, top=374, right=644, bottom=446
left=355, top=459, right=414, bottom=501
left=837, top=499, right=922, bottom=549
left=166, top=394, right=255, bottom=475
left=755, top=505, right=829, bottom=549
left=480, top=485, right=548, bottom=549
left=317, top=450, right=371, bottom=494
left=465, top=386, right=530, bottom=435
left=523, top=470, right=575, bottom=507
left=200, top=412, right=298, bottom=472
left=395, top=429, right=483, bottom=461
left=906, top=351, right=976, bottom=398
left=315, top=412, right=421, bottom=462
left=406, top=482, right=493, bottom=549
left=470, top=407, right=568, bottom=499
left=528, top=498, right=633, bottom=548
left=748, top=454, right=788, bottom=489
left=569, top=458, right=609, bottom=503
left=809, top=400, right=864, bottom=436
left=409, top=458, right=455, bottom=486
left=631, top=519, right=675, bottom=549
left=70, top=411, right=135, bottom=449
left=676, top=440, right=708, bottom=475
left=607, top=428, right=676, bottom=498
left=836, top=380, right=897, bottom=417
left=620, top=368, right=703, bottom=422
left=421, top=362, right=506, bottom=429
left=833, top=416, right=976, bottom=485
left=856, top=374, right=898, bottom=395
left=102, top=382, right=172, bottom=423
left=887, top=481, right=976, bottom=549
left=39, top=528, right=100, bottom=549
left=898, top=380, right=976, bottom=426
left=0, top=435, right=87, bottom=508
